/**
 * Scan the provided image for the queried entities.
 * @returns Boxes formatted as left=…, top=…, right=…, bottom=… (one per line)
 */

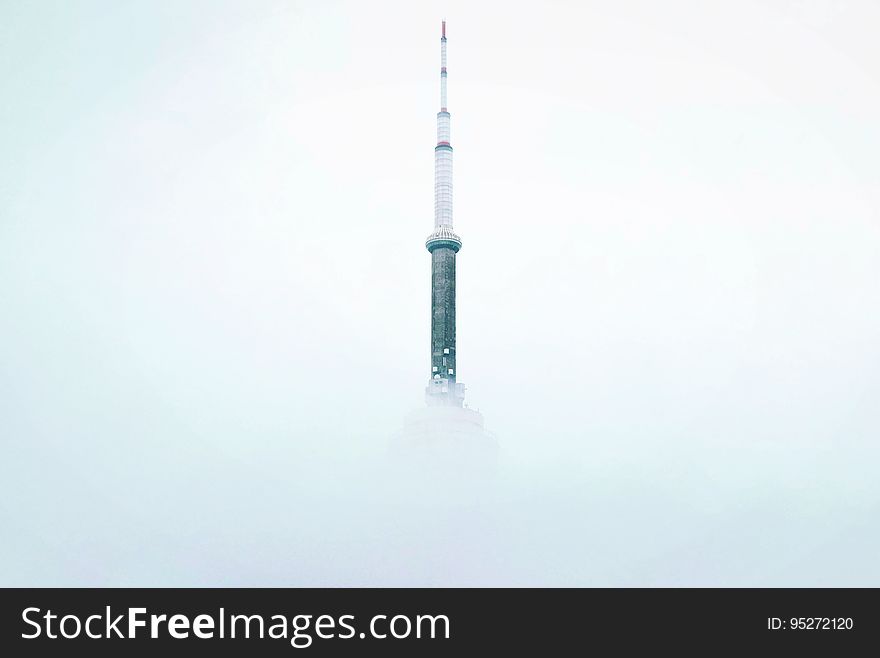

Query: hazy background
left=1, top=0, right=878, bottom=586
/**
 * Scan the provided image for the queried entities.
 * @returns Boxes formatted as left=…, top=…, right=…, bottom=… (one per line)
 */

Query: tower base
left=390, top=405, right=498, bottom=474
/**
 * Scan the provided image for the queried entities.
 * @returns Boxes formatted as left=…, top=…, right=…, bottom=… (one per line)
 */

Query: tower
left=390, top=21, right=495, bottom=468
left=425, top=20, right=465, bottom=407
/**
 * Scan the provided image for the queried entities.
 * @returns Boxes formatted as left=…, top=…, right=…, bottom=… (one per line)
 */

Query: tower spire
left=440, top=23, right=447, bottom=112
left=426, top=21, right=464, bottom=406
left=434, top=20, right=452, bottom=228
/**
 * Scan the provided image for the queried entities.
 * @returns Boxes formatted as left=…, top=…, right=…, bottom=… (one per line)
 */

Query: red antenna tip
left=442, top=20, right=446, bottom=38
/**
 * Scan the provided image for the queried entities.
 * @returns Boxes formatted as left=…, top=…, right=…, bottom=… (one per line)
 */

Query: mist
left=1, top=0, right=878, bottom=586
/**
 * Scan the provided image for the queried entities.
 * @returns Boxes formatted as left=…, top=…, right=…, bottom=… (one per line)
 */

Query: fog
left=1, top=0, right=879, bottom=586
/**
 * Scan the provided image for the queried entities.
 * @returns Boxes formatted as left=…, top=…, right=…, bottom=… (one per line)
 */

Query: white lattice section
left=437, top=112, right=450, bottom=143
left=434, top=148, right=453, bottom=228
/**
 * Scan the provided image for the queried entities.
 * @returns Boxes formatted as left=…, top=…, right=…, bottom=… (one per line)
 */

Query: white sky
left=1, top=0, right=879, bottom=585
